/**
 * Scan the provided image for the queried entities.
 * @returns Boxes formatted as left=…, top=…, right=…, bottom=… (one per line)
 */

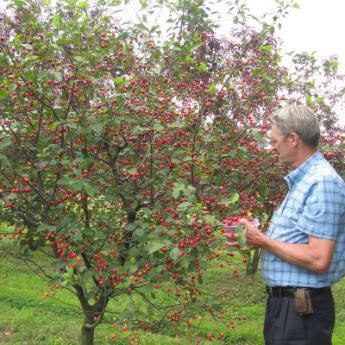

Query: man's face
left=269, top=125, right=295, bottom=167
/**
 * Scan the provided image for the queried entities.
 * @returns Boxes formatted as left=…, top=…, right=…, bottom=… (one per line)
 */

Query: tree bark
left=245, top=248, right=262, bottom=276
left=74, top=283, right=109, bottom=345
left=80, top=322, right=96, bottom=345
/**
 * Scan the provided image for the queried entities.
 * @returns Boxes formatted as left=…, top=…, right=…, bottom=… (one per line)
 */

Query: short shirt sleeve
left=296, top=177, right=345, bottom=240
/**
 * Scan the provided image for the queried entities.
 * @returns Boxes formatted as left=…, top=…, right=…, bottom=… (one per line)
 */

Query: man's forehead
left=269, top=125, right=281, bottom=136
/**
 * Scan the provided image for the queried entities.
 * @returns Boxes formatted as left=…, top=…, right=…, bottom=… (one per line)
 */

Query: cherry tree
left=0, top=0, right=344, bottom=344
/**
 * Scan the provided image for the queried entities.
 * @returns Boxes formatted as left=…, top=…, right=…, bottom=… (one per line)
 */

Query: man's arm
left=241, top=219, right=336, bottom=274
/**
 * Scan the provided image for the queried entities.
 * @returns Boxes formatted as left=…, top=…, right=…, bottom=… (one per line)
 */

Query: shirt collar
left=284, top=151, right=321, bottom=189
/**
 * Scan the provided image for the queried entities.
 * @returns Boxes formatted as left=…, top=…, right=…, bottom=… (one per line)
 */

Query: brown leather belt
left=266, top=286, right=331, bottom=298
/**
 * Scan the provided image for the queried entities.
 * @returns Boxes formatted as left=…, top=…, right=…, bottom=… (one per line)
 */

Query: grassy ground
left=1, top=239, right=345, bottom=344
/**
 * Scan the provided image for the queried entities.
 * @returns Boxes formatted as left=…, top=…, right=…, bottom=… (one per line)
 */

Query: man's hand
left=224, top=218, right=263, bottom=249
left=224, top=230, right=240, bottom=248
left=239, top=218, right=264, bottom=247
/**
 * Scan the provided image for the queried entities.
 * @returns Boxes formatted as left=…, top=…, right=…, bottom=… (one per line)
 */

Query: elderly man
left=231, top=104, right=345, bottom=345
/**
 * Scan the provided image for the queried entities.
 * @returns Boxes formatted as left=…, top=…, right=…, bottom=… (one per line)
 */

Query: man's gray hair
left=270, top=104, right=320, bottom=147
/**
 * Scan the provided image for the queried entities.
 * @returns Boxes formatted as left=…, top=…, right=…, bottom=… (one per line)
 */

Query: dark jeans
left=264, top=289, right=335, bottom=345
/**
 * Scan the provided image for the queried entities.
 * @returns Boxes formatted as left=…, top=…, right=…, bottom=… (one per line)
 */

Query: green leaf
left=90, top=123, right=103, bottom=134
left=74, top=56, right=86, bottom=64
left=208, top=83, right=217, bottom=94
left=316, top=97, right=325, bottom=106
left=80, top=269, right=96, bottom=282
left=183, top=55, right=194, bottom=64
left=306, top=94, right=312, bottom=106
left=148, top=241, right=165, bottom=254
left=13, top=0, right=27, bottom=7
left=168, top=121, right=184, bottom=129
left=52, top=72, right=63, bottom=81
left=176, top=201, right=191, bottom=211
left=114, top=76, right=127, bottom=86
left=170, top=248, right=181, bottom=262
left=0, top=154, right=9, bottom=163
left=133, top=228, right=145, bottom=240
left=236, top=225, right=247, bottom=249
left=133, top=126, right=146, bottom=135
left=203, top=214, right=218, bottom=225
left=77, top=0, right=89, bottom=9
left=124, top=256, right=137, bottom=273
left=229, top=193, right=239, bottom=204
left=153, top=122, right=164, bottom=132
left=37, top=224, right=56, bottom=232
left=64, top=121, right=78, bottom=129
left=0, top=136, right=11, bottom=148
left=69, top=181, right=84, bottom=191
left=52, top=14, right=61, bottom=28
left=21, top=44, right=32, bottom=50
left=197, top=62, right=208, bottom=72
left=83, top=183, right=99, bottom=196
left=0, top=90, right=9, bottom=99
left=172, top=182, right=184, bottom=199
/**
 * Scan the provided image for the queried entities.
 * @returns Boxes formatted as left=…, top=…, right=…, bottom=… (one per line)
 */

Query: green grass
left=1, top=240, right=345, bottom=344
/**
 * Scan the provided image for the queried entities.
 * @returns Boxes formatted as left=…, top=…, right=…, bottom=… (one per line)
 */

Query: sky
left=235, top=0, right=345, bottom=71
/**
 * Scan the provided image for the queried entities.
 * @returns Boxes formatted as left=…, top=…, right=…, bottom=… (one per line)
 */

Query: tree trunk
left=80, top=322, right=96, bottom=345
left=73, top=283, right=109, bottom=345
left=245, top=248, right=262, bottom=276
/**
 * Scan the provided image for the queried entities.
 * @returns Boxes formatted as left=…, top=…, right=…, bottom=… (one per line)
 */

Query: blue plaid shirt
left=261, top=151, right=345, bottom=288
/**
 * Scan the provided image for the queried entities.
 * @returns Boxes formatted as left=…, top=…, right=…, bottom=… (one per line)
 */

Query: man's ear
left=290, top=132, right=300, bottom=147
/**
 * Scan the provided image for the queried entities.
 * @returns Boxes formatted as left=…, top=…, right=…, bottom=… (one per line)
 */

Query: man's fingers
left=226, top=240, right=240, bottom=248
left=224, top=232, right=238, bottom=239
